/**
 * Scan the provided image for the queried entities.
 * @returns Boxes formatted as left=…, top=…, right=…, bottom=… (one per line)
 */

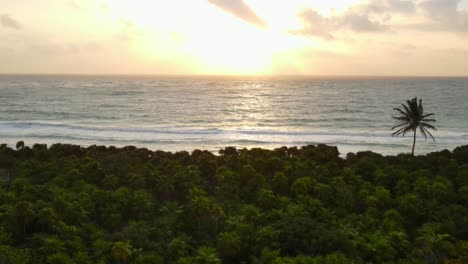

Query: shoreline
left=2, top=141, right=467, bottom=157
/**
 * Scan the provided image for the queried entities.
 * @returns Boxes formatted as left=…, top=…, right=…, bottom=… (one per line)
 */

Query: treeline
left=0, top=143, right=467, bottom=263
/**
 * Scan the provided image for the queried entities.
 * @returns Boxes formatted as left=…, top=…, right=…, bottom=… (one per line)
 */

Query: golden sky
left=1, top=0, right=468, bottom=75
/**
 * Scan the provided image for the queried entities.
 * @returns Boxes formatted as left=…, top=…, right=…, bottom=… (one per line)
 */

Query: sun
left=178, top=15, right=310, bottom=75
left=104, top=0, right=361, bottom=74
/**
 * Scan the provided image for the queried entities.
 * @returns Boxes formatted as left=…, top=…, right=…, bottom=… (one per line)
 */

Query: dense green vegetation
left=0, top=143, right=467, bottom=263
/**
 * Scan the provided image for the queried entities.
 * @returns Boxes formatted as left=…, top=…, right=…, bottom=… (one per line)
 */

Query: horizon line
left=1, top=73, right=468, bottom=79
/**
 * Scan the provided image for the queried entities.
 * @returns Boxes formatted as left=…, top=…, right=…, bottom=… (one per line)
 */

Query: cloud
left=340, top=11, right=389, bottom=32
left=208, top=0, right=266, bottom=28
left=291, top=8, right=388, bottom=39
left=386, top=0, right=416, bottom=13
left=420, top=0, right=459, bottom=18
left=0, top=14, right=21, bottom=30
left=363, top=0, right=416, bottom=14
left=418, top=0, right=468, bottom=33
left=289, top=9, right=335, bottom=39
left=292, top=0, right=468, bottom=39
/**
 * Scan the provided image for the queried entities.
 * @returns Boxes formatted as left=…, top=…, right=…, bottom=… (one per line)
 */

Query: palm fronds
left=392, top=97, right=437, bottom=155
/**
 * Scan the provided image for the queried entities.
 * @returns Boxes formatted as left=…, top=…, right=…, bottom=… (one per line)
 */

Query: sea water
left=1, top=75, right=467, bottom=155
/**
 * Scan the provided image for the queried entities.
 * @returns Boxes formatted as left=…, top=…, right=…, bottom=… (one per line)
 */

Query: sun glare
left=105, top=0, right=362, bottom=74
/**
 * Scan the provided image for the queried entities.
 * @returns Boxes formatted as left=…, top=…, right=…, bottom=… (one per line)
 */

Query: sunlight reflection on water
left=1, top=75, right=467, bottom=155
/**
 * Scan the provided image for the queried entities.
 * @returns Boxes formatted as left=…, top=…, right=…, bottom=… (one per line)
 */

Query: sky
left=1, top=0, right=468, bottom=76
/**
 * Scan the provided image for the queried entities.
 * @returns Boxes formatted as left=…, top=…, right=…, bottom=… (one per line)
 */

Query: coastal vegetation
left=0, top=143, right=467, bottom=263
left=392, top=97, right=437, bottom=156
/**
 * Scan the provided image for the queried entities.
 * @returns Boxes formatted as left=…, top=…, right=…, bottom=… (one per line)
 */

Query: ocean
left=1, top=75, right=467, bottom=155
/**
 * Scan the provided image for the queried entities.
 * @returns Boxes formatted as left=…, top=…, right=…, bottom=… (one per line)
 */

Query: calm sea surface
left=0, top=75, right=467, bottom=155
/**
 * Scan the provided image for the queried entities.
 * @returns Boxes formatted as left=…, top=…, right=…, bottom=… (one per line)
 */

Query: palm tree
left=392, top=97, right=437, bottom=156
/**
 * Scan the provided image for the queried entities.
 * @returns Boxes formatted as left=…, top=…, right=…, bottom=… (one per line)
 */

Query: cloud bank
left=291, top=8, right=389, bottom=40
left=292, top=0, right=468, bottom=39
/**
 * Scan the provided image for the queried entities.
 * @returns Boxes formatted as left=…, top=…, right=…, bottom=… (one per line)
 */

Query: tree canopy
left=0, top=143, right=467, bottom=263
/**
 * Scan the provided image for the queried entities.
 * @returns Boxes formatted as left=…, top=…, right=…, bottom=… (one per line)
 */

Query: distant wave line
left=1, top=121, right=468, bottom=140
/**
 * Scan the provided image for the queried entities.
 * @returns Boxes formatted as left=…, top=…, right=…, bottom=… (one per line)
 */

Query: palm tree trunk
left=411, top=129, right=417, bottom=156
